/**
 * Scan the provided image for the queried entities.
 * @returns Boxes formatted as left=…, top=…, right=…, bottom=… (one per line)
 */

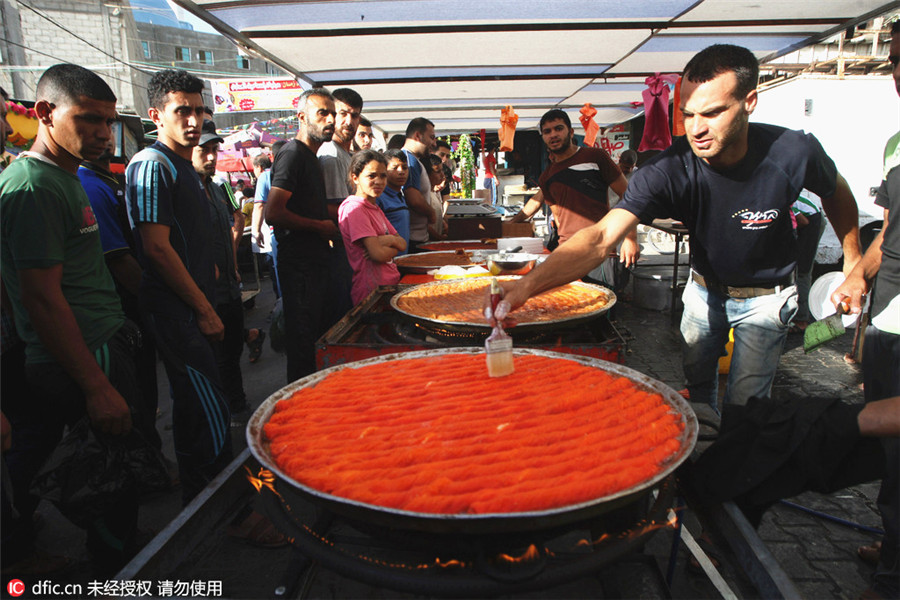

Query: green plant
left=453, top=134, right=477, bottom=198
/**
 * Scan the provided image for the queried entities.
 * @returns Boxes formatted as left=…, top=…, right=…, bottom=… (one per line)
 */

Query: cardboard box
left=501, top=221, right=535, bottom=238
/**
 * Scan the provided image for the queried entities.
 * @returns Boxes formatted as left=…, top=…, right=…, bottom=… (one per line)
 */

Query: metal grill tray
left=247, top=347, right=697, bottom=535
left=390, top=276, right=616, bottom=335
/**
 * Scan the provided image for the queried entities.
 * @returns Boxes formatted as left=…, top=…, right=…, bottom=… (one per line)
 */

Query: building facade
left=0, top=0, right=291, bottom=129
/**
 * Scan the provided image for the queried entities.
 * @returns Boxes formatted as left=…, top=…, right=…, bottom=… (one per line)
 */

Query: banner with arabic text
left=209, top=77, right=305, bottom=114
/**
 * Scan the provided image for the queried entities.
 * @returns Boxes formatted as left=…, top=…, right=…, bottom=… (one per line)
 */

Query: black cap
left=199, top=120, right=224, bottom=146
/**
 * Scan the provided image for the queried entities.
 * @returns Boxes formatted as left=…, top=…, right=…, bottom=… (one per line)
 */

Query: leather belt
left=691, top=270, right=795, bottom=299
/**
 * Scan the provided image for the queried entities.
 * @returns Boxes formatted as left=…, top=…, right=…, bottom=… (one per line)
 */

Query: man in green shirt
left=0, top=63, right=141, bottom=576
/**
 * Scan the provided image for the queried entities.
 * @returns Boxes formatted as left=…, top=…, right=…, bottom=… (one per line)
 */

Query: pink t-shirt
left=338, top=195, right=401, bottom=304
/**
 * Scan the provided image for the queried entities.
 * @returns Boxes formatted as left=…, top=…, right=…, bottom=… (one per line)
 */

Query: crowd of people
left=0, top=32, right=897, bottom=599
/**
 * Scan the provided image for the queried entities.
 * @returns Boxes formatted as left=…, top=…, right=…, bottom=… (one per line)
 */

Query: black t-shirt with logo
left=872, top=165, right=899, bottom=320
left=269, top=139, right=331, bottom=261
left=618, top=123, right=838, bottom=286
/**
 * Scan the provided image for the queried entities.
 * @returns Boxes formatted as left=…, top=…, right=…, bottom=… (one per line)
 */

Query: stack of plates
left=499, top=237, right=544, bottom=253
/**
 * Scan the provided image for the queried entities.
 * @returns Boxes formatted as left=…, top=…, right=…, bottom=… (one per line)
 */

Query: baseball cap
left=199, top=120, right=224, bottom=146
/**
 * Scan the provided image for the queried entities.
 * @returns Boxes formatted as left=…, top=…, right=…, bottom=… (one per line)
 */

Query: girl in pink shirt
left=338, top=150, right=407, bottom=305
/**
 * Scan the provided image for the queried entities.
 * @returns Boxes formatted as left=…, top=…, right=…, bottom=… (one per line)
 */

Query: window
left=236, top=55, right=249, bottom=70
left=175, top=46, right=190, bottom=63
left=198, top=50, right=213, bottom=65
left=141, top=41, right=151, bottom=59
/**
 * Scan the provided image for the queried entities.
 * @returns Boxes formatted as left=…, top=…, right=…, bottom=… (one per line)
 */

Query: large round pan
left=390, top=276, right=616, bottom=336
left=394, top=250, right=477, bottom=274
left=419, top=239, right=498, bottom=252
left=247, top=348, right=697, bottom=535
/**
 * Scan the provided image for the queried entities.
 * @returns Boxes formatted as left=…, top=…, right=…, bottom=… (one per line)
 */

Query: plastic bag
left=498, top=106, right=518, bottom=152
left=30, top=418, right=169, bottom=528
left=579, top=104, right=600, bottom=148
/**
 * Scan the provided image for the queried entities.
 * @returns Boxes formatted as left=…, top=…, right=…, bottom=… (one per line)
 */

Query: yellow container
left=718, top=328, right=735, bottom=374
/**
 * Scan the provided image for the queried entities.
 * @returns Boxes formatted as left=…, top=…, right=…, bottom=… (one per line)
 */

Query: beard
left=308, top=122, right=335, bottom=145
left=548, top=135, right=572, bottom=155
left=688, top=111, right=748, bottom=163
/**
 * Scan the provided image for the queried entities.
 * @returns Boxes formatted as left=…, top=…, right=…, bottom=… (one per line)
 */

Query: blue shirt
left=376, top=187, right=410, bottom=255
left=125, top=141, right=216, bottom=319
left=78, top=164, right=131, bottom=256
left=403, top=149, right=423, bottom=194
left=254, top=169, right=271, bottom=204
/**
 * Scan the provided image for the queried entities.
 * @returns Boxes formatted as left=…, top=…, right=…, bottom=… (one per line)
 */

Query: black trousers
left=863, top=326, right=900, bottom=597
left=4, top=323, right=143, bottom=575
left=214, top=297, right=248, bottom=411
left=278, top=254, right=331, bottom=383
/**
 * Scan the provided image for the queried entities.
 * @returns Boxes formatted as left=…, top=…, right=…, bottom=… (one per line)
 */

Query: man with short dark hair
left=192, top=120, right=261, bottom=415
left=609, top=149, right=638, bottom=208
left=535, top=109, right=638, bottom=287
left=318, top=87, right=363, bottom=318
left=352, top=116, right=374, bottom=152
left=434, top=138, right=454, bottom=198
left=831, top=21, right=900, bottom=598
left=402, top=117, right=437, bottom=252
left=494, top=44, right=862, bottom=414
left=537, top=109, right=633, bottom=247
left=377, top=149, right=411, bottom=254
left=1, top=63, right=140, bottom=575
left=126, top=69, right=231, bottom=503
left=251, top=152, right=280, bottom=297
left=266, top=88, right=339, bottom=381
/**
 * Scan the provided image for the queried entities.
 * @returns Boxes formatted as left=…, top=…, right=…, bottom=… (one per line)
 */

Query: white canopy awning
left=175, top=0, right=896, bottom=134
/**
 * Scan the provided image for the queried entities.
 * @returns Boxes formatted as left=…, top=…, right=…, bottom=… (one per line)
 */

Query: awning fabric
left=176, top=0, right=895, bottom=134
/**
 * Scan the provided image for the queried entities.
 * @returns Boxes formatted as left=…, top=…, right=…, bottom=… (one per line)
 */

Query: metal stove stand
left=117, top=449, right=801, bottom=599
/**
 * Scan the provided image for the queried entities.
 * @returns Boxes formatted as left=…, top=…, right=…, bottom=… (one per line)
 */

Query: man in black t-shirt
left=126, top=70, right=232, bottom=504
left=831, top=22, right=900, bottom=599
left=265, top=89, right=339, bottom=382
left=493, top=44, right=861, bottom=413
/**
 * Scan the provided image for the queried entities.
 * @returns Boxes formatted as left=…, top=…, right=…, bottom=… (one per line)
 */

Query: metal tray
left=389, top=276, right=616, bottom=335
left=247, top=348, right=697, bottom=535
left=393, top=250, right=478, bottom=274
left=418, top=239, right=498, bottom=252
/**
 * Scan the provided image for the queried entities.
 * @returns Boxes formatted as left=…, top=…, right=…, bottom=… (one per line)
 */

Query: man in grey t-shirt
left=318, top=88, right=363, bottom=316
left=401, top=117, right=438, bottom=252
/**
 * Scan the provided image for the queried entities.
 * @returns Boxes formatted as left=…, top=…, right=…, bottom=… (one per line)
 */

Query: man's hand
left=482, top=279, right=523, bottom=327
left=619, top=237, right=640, bottom=268
left=252, top=231, right=265, bottom=250
left=85, top=383, right=132, bottom=436
left=831, top=273, right=868, bottom=315
left=199, top=308, right=225, bottom=342
left=319, top=219, right=340, bottom=240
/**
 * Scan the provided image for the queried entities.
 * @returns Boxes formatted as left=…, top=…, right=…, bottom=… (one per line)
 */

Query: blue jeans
left=680, top=278, right=798, bottom=411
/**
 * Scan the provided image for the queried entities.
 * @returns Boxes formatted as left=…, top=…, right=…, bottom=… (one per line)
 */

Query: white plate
left=808, top=271, right=864, bottom=328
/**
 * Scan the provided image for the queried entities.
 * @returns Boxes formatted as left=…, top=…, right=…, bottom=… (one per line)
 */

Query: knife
left=803, top=302, right=849, bottom=353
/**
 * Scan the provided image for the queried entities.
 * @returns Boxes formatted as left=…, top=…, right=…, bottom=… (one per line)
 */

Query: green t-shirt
left=0, top=156, right=124, bottom=364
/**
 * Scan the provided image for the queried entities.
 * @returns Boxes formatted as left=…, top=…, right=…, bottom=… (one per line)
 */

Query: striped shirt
left=125, top=141, right=216, bottom=319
